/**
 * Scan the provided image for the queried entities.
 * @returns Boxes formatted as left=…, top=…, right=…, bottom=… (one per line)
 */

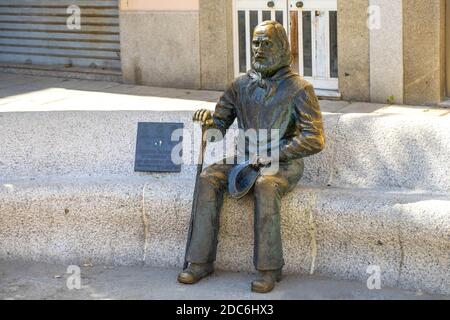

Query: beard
left=252, top=55, right=285, bottom=78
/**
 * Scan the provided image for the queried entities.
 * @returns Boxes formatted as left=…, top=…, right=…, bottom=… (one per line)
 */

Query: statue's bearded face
left=252, top=24, right=285, bottom=76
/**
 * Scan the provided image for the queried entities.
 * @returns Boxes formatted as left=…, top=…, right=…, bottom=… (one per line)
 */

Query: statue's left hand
left=193, top=109, right=214, bottom=127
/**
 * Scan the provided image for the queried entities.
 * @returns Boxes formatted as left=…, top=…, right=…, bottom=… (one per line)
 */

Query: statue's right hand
left=193, top=109, right=213, bottom=127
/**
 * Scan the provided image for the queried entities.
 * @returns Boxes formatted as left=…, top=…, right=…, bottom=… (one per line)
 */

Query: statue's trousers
left=186, top=158, right=304, bottom=271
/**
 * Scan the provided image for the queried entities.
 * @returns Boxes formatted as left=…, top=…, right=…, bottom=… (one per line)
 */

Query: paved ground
left=0, top=260, right=448, bottom=300
left=1, top=72, right=449, bottom=115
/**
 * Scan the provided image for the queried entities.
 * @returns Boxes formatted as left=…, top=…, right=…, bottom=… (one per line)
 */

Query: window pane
left=238, top=11, right=246, bottom=73
left=302, top=11, right=312, bottom=77
left=329, top=11, right=338, bottom=78
left=249, top=10, right=259, bottom=62
left=275, top=10, right=283, bottom=25
left=262, top=10, right=271, bottom=22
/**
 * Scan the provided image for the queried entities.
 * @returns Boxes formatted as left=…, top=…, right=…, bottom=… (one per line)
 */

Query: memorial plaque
left=134, top=122, right=184, bottom=172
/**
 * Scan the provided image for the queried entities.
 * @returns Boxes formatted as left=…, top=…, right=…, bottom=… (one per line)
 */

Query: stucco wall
left=337, top=0, right=371, bottom=102
left=119, top=6, right=201, bottom=89
left=199, top=0, right=234, bottom=90
left=369, top=0, right=404, bottom=104
left=119, top=0, right=199, bottom=11
left=403, top=0, right=446, bottom=105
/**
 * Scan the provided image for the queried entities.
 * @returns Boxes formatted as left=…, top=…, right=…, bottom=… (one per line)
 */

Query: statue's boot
left=251, top=269, right=282, bottom=293
left=177, top=263, right=214, bottom=285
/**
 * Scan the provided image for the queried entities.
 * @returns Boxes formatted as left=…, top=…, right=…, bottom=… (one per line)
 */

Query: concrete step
left=316, top=89, right=341, bottom=100
left=1, top=176, right=448, bottom=295
left=0, top=63, right=123, bottom=82
left=1, top=260, right=447, bottom=300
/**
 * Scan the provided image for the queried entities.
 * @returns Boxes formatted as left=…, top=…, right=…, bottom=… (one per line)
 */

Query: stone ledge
left=0, top=176, right=448, bottom=295
left=0, top=111, right=449, bottom=192
left=0, top=176, right=147, bottom=266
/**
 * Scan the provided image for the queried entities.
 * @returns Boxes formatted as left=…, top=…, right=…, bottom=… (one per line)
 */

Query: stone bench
left=0, top=109, right=449, bottom=295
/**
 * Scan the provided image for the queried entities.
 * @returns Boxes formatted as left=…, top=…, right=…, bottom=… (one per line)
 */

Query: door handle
left=267, top=1, right=275, bottom=8
left=296, top=1, right=304, bottom=8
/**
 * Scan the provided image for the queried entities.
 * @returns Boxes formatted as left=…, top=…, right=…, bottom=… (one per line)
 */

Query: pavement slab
left=1, top=72, right=448, bottom=115
left=0, top=260, right=447, bottom=300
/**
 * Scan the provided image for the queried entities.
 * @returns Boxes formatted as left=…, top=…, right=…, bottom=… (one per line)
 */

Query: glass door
left=233, top=0, right=288, bottom=76
left=289, top=0, right=338, bottom=90
left=233, top=0, right=338, bottom=91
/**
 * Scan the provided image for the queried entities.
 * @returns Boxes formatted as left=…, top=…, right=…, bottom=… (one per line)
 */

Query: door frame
left=446, top=0, right=450, bottom=96
left=232, top=0, right=289, bottom=77
left=291, top=0, right=338, bottom=90
left=232, top=0, right=338, bottom=91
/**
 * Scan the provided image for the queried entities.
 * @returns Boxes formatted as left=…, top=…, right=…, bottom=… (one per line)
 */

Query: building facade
left=0, top=0, right=448, bottom=105
left=119, top=0, right=448, bottom=105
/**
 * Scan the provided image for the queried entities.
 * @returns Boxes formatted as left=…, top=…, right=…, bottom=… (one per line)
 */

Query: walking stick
left=183, top=123, right=207, bottom=270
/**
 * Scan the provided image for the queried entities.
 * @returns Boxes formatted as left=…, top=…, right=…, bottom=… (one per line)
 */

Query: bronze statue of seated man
left=178, top=20, right=325, bottom=294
